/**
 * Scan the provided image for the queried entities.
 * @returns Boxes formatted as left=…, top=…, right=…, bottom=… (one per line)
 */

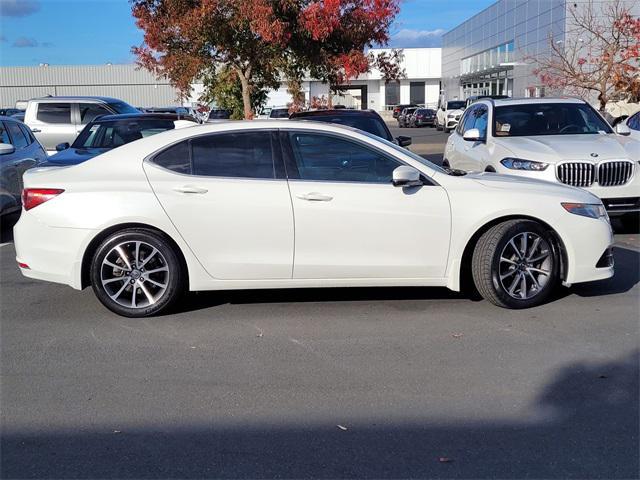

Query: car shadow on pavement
left=179, top=286, right=470, bottom=313
left=1, top=350, right=637, bottom=479
left=0, top=212, right=18, bottom=243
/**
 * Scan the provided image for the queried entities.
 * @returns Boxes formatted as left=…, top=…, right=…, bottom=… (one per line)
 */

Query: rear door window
left=6, top=121, right=29, bottom=149
left=0, top=122, right=10, bottom=144
left=191, top=131, right=275, bottom=178
left=79, top=103, right=112, bottom=124
left=36, top=103, right=71, bottom=124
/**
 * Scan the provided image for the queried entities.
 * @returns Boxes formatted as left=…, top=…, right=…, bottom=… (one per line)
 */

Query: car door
left=282, top=130, right=451, bottom=279
left=30, top=102, right=76, bottom=151
left=144, top=129, right=294, bottom=280
left=0, top=121, right=20, bottom=213
left=4, top=120, right=37, bottom=199
left=453, top=104, right=491, bottom=172
left=627, top=112, right=640, bottom=141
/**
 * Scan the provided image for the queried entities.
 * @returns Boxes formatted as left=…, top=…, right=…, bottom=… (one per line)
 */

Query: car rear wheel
left=472, top=220, right=558, bottom=309
left=90, top=228, right=184, bottom=317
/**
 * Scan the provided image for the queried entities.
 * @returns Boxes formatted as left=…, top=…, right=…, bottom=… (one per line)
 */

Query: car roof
left=491, top=97, right=586, bottom=106
left=0, top=115, right=21, bottom=122
left=90, top=113, right=197, bottom=122
left=291, top=109, right=381, bottom=118
left=30, top=96, right=125, bottom=103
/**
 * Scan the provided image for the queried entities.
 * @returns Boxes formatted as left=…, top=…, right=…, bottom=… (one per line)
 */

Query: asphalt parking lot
left=1, top=128, right=638, bottom=478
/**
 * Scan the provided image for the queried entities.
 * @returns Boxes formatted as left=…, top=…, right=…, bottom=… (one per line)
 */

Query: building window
left=409, top=82, right=425, bottom=105
left=385, top=81, right=400, bottom=106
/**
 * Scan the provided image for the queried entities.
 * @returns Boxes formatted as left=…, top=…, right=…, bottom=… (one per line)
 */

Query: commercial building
left=441, top=0, right=567, bottom=102
left=264, top=48, right=442, bottom=110
left=441, top=0, right=640, bottom=103
left=0, top=64, right=178, bottom=109
left=1, top=47, right=441, bottom=112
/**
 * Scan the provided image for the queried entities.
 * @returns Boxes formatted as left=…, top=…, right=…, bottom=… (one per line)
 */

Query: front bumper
left=416, top=118, right=435, bottom=126
left=561, top=216, right=615, bottom=285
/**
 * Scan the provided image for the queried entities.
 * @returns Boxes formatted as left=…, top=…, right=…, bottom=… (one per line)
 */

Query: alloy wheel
left=100, top=240, right=170, bottom=308
left=498, top=232, right=553, bottom=300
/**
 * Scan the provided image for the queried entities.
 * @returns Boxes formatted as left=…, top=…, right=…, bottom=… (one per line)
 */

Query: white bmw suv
left=444, top=98, right=640, bottom=228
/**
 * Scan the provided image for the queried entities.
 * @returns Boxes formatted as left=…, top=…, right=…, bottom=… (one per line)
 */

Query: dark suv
left=290, top=109, right=411, bottom=147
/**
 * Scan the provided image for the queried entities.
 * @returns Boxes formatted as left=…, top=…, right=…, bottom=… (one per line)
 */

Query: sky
left=0, top=0, right=496, bottom=67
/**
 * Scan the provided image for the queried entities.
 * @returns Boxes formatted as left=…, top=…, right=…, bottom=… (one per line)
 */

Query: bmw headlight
left=562, top=202, right=608, bottom=220
left=500, top=157, right=549, bottom=171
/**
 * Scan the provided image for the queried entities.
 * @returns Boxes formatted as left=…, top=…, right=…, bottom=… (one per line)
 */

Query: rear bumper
left=14, top=211, right=95, bottom=290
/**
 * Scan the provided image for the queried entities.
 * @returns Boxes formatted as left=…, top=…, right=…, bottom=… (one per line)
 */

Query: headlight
left=447, top=114, right=455, bottom=118
left=500, top=157, right=549, bottom=171
left=562, top=202, right=608, bottom=220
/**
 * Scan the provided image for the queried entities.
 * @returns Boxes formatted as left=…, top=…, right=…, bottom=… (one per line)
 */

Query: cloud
left=12, top=37, right=38, bottom=48
left=390, top=28, right=446, bottom=48
left=0, top=0, right=40, bottom=17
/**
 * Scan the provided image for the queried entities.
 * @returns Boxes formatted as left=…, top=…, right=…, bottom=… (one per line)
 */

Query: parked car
left=42, top=113, right=198, bottom=167
left=444, top=97, right=640, bottom=229
left=436, top=100, right=466, bottom=133
left=410, top=108, right=436, bottom=128
left=290, top=109, right=411, bottom=147
left=397, top=107, right=418, bottom=128
left=15, top=120, right=614, bottom=317
left=269, top=107, right=291, bottom=119
left=624, top=110, right=640, bottom=141
left=0, top=116, right=47, bottom=216
left=11, top=112, right=25, bottom=122
left=0, top=108, right=24, bottom=117
left=392, top=104, right=417, bottom=119
left=23, top=96, right=140, bottom=153
left=207, top=109, right=232, bottom=120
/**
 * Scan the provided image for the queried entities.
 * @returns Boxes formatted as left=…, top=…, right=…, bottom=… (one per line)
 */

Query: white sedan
left=14, top=121, right=614, bottom=317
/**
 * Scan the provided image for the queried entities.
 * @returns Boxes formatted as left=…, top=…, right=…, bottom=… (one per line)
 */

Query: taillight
left=21, top=188, right=64, bottom=211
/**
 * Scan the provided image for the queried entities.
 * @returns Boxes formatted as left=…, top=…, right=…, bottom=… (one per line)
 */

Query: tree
left=200, top=67, right=269, bottom=119
left=131, top=0, right=402, bottom=119
left=532, top=0, right=640, bottom=112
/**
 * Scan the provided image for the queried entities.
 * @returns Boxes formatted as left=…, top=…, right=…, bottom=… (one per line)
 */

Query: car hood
left=496, top=134, right=640, bottom=163
left=447, top=109, right=464, bottom=116
left=467, top=171, right=599, bottom=202
left=42, top=147, right=110, bottom=166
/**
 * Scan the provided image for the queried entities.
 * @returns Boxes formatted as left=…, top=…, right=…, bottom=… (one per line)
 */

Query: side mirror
left=56, top=142, right=70, bottom=151
left=463, top=128, right=482, bottom=141
left=395, top=135, right=412, bottom=147
left=615, top=123, right=631, bottom=136
left=0, top=143, right=15, bottom=155
left=392, top=165, right=422, bottom=187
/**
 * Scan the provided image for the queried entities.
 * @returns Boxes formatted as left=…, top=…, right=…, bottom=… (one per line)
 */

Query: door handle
left=173, top=185, right=208, bottom=194
left=296, top=192, right=333, bottom=202
left=31, top=128, right=41, bottom=133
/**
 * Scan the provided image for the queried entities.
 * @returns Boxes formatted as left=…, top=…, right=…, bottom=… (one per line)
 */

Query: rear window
left=106, top=101, right=139, bottom=114
left=270, top=109, right=290, bottom=118
left=37, top=103, right=71, bottom=124
left=73, top=118, right=177, bottom=148
left=447, top=101, right=466, bottom=110
left=294, top=114, right=393, bottom=141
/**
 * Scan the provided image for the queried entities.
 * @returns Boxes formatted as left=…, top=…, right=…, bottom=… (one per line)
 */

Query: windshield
left=107, top=101, right=140, bottom=114
left=494, top=103, right=613, bottom=137
left=73, top=118, right=178, bottom=148
left=270, top=109, right=290, bottom=118
left=301, top=114, right=393, bottom=141
left=447, top=101, right=465, bottom=110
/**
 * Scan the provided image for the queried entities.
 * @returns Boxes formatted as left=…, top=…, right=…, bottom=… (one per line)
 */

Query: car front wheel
left=90, top=228, right=185, bottom=317
left=472, top=220, right=559, bottom=308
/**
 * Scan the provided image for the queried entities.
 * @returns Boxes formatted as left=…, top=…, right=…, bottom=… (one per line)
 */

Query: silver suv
left=23, top=96, right=139, bottom=152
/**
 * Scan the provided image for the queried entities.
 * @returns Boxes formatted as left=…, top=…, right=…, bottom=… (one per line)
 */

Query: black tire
left=472, top=220, right=559, bottom=309
left=90, top=228, right=185, bottom=317
left=444, top=127, right=451, bottom=134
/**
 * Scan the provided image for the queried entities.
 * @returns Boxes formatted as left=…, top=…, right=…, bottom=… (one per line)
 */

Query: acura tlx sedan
left=14, top=121, right=614, bottom=317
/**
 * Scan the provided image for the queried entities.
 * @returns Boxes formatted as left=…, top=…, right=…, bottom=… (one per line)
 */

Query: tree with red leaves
left=532, top=0, right=640, bottom=112
left=132, top=0, right=402, bottom=119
